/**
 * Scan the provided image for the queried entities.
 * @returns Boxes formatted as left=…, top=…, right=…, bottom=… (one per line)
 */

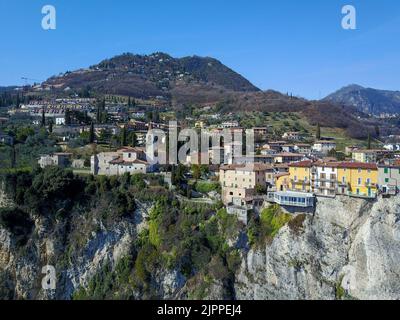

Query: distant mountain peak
left=324, top=84, right=400, bottom=115
left=342, top=84, right=365, bottom=91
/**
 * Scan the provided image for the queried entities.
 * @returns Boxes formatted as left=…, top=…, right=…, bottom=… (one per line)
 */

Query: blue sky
left=1, top=0, right=400, bottom=99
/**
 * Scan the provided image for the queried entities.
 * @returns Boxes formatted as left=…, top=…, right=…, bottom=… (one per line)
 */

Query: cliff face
left=1, top=189, right=400, bottom=300
left=235, top=196, right=400, bottom=300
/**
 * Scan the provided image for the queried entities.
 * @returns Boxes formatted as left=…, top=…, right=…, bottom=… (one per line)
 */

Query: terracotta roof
left=109, top=157, right=124, bottom=164
left=220, top=163, right=272, bottom=172
left=338, top=162, right=378, bottom=170
left=289, top=160, right=314, bottom=168
left=273, top=164, right=289, bottom=169
left=314, top=161, right=341, bottom=168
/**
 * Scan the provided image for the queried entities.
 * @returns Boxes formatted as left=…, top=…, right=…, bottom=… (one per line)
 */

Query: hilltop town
left=1, top=89, right=400, bottom=226
left=1, top=54, right=400, bottom=301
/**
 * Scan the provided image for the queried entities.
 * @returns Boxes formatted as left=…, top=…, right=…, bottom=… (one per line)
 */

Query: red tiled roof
left=289, top=160, right=314, bottom=168
left=220, top=163, right=272, bottom=172
left=338, top=162, right=378, bottom=170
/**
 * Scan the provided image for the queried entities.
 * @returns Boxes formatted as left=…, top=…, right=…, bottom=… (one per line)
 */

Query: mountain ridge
left=324, top=84, right=400, bottom=115
left=44, top=52, right=260, bottom=103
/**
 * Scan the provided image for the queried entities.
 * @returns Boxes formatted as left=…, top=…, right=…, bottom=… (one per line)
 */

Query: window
left=385, top=178, right=389, bottom=183
left=366, top=178, right=370, bottom=185
left=384, top=168, right=389, bottom=174
left=358, top=178, right=362, bottom=185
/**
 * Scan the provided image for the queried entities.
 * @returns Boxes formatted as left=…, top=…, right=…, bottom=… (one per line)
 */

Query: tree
left=375, top=125, right=380, bottom=138
left=16, top=95, right=20, bottom=108
left=130, top=132, right=137, bottom=147
left=367, top=133, right=371, bottom=150
left=146, top=111, right=153, bottom=123
left=65, top=109, right=72, bottom=125
left=152, top=111, right=160, bottom=123
left=41, top=109, right=46, bottom=127
left=10, top=144, right=16, bottom=168
left=316, top=123, right=321, bottom=140
left=100, top=112, right=108, bottom=124
left=96, top=105, right=101, bottom=123
left=89, top=122, right=95, bottom=144
left=121, top=127, right=127, bottom=146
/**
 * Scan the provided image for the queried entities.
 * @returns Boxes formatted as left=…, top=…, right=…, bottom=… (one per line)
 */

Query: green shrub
left=260, top=205, right=292, bottom=238
left=194, top=181, right=219, bottom=194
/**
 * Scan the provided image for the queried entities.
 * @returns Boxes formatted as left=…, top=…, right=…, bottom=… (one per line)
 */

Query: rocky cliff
left=1, top=185, right=400, bottom=300
left=236, top=196, right=400, bottom=300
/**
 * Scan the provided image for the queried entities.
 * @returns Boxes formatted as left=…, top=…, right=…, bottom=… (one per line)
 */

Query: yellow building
left=288, top=161, right=313, bottom=192
left=276, top=161, right=378, bottom=199
left=352, top=150, right=378, bottom=163
left=275, top=173, right=290, bottom=192
left=337, top=162, right=378, bottom=198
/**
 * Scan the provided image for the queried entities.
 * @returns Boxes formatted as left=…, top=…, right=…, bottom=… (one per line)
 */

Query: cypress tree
left=41, top=109, right=46, bottom=127
left=121, top=126, right=127, bottom=146
left=11, top=143, right=16, bottom=168
left=65, top=109, right=71, bottom=125
left=367, top=133, right=371, bottom=150
left=89, top=122, right=95, bottom=143
left=316, top=123, right=321, bottom=140
left=131, top=132, right=137, bottom=147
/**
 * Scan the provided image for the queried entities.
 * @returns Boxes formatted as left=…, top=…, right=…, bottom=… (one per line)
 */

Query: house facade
left=91, top=147, right=155, bottom=176
left=312, top=141, right=337, bottom=155
left=378, top=164, right=400, bottom=195
left=219, top=163, right=269, bottom=205
left=38, top=153, right=72, bottom=169
left=288, top=160, right=313, bottom=192
left=337, top=163, right=378, bottom=198
left=276, top=160, right=379, bottom=199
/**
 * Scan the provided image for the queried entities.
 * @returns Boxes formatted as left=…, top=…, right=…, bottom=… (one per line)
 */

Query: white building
left=220, top=121, right=239, bottom=129
left=38, top=153, right=72, bottom=169
left=55, top=117, right=66, bottom=125
left=312, top=141, right=337, bottom=155
left=384, top=144, right=400, bottom=152
left=311, top=162, right=338, bottom=197
left=91, top=147, right=155, bottom=176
